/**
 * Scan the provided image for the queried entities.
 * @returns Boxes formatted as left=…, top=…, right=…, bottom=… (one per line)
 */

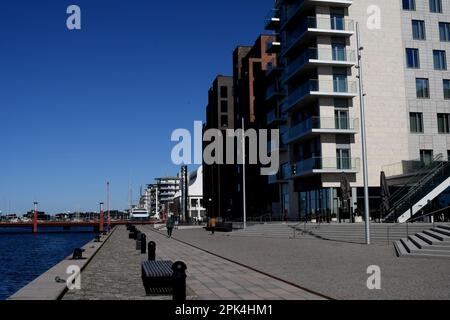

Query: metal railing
left=384, top=159, right=450, bottom=222
left=386, top=206, right=450, bottom=245
left=288, top=116, right=359, bottom=141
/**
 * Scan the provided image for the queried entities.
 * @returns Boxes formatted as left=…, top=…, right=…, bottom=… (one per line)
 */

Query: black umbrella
left=340, top=173, right=352, bottom=222
left=380, top=171, right=391, bottom=221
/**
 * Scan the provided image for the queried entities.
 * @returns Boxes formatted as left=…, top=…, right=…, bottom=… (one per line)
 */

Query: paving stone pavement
left=64, top=226, right=324, bottom=300
left=63, top=226, right=196, bottom=300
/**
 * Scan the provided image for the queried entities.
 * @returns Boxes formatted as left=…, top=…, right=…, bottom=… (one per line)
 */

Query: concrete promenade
left=173, top=228, right=450, bottom=300
left=63, top=225, right=324, bottom=300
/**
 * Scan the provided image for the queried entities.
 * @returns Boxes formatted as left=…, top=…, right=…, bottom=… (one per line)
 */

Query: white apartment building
left=265, top=0, right=450, bottom=221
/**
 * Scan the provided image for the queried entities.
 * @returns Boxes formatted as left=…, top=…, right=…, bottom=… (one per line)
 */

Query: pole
left=33, top=202, right=38, bottom=234
left=99, top=202, right=104, bottom=233
left=107, top=182, right=110, bottom=232
left=356, top=22, right=371, bottom=245
left=241, top=117, right=247, bottom=229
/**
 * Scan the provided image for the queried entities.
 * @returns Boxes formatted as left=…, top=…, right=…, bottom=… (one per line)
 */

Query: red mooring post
left=99, top=202, right=104, bottom=233
left=33, top=202, right=38, bottom=234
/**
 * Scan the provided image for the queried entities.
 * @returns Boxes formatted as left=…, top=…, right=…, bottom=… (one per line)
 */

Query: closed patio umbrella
left=340, top=173, right=352, bottom=222
left=380, top=171, right=391, bottom=222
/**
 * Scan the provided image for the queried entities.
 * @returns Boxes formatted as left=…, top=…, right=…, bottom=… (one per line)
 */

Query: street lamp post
left=99, top=202, right=104, bottom=234
left=356, top=22, right=371, bottom=245
left=241, top=117, right=247, bottom=229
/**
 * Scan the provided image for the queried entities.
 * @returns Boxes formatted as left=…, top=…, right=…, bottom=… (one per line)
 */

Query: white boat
left=130, top=208, right=149, bottom=220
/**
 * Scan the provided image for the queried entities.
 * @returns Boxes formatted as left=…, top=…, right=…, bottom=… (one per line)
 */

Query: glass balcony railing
left=288, top=116, right=359, bottom=141
left=293, top=157, right=360, bottom=175
left=266, top=84, right=284, bottom=100
left=283, top=16, right=355, bottom=55
left=265, top=8, right=280, bottom=30
left=282, top=47, right=356, bottom=83
left=281, top=79, right=357, bottom=113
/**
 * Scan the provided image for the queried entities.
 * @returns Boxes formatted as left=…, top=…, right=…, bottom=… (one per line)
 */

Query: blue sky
left=0, top=0, right=273, bottom=214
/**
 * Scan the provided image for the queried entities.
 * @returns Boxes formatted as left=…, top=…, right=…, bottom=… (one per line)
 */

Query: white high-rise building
left=265, top=0, right=450, bottom=222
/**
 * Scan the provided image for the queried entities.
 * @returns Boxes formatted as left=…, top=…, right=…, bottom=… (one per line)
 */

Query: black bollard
left=140, top=234, right=147, bottom=254
left=72, top=248, right=85, bottom=260
left=148, top=241, right=156, bottom=261
left=136, top=233, right=142, bottom=250
left=172, top=261, right=187, bottom=301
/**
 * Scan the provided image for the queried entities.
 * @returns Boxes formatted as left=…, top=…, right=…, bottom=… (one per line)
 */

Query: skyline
left=0, top=0, right=273, bottom=214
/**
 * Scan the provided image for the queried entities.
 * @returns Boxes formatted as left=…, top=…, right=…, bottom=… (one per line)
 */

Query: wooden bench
left=141, top=260, right=174, bottom=295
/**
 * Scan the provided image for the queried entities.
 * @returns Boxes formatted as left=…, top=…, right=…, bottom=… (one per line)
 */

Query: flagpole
left=242, top=117, right=247, bottom=230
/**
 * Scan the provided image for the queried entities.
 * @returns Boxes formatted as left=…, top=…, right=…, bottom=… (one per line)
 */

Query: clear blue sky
left=0, top=0, right=273, bottom=214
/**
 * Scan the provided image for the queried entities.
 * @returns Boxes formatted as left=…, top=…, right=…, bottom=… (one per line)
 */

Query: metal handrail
left=383, top=157, right=448, bottom=221
left=381, top=155, right=444, bottom=214
left=386, top=206, right=450, bottom=245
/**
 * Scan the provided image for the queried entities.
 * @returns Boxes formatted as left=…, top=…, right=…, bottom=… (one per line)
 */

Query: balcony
left=286, top=157, right=360, bottom=178
left=282, top=16, right=355, bottom=57
left=281, top=1, right=353, bottom=30
left=266, top=109, right=287, bottom=126
left=282, top=47, right=356, bottom=84
left=281, top=79, right=358, bottom=113
left=265, top=8, right=280, bottom=30
left=266, top=40, right=281, bottom=54
left=266, top=84, right=285, bottom=101
left=286, top=116, right=359, bottom=144
left=266, top=61, right=281, bottom=78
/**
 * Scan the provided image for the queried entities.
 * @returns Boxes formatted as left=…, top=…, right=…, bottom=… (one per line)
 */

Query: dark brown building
left=203, top=75, right=235, bottom=219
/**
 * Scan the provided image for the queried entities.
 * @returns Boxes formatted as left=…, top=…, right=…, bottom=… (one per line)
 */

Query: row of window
left=415, top=78, right=450, bottom=98
left=409, top=112, right=450, bottom=133
left=411, top=20, right=450, bottom=41
left=403, top=0, right=443, bottom=13
left=406, top=48, right=448, bottom=69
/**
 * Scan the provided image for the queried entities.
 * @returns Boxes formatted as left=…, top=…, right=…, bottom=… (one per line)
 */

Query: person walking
left=166, top=215, right=174, bottom=238
left=209, top=217, right=216, bottom=235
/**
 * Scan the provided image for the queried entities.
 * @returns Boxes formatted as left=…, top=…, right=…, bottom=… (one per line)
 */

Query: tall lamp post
left=107, top=182, right=110, bottom=232
left=99, top=202, right=104, bottom=234
left=356, top=22, right=371, bottom=245
left=241, top=117, right=247, bottom=229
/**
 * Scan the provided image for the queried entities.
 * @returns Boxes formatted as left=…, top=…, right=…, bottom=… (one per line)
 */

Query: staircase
left=384, top=160, right=450, bottom=223
left=228, top=222, right=310, bottom=239
left=295, top=223, right=433, bottom=244
left=394, top=225, right=450, bottom=259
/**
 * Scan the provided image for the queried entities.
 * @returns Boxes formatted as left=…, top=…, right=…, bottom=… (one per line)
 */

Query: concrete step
left=400, top=238, right=419, bottom=253
left=432, top=227, right=450, bottom=237
left=393, top=240, right=408, bottom=257
left=407, top=235, right=429, bottom=249
left=415, top=232, right=447, bottom=245
left=423, top=229, right=450, bottom=241
left=408, top=235, right=450, bottom=251
left=437, top=225, right=450, bottom=231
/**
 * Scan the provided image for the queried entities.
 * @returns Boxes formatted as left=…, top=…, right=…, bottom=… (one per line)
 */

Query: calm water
left=0, top=227, right=95, bottom=300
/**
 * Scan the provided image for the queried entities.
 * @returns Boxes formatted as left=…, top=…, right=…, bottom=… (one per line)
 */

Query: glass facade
left=299, top=188, right=339, bottom=221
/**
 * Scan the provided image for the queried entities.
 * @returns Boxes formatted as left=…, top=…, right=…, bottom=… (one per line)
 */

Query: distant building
left=173, top=166, right=206, bottom=222
left=141, top=177, right=181, bottom=219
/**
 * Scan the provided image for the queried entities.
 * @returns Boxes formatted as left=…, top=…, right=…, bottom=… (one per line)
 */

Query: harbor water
left=0, top=227, right=95, bottom=300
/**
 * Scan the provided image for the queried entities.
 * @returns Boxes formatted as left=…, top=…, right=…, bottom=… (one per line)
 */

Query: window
left=430, top=0, right=443, bottom=13
left=333, top=74, right=348, bottom=92
left=437, top=113, right=450, bottom=133
left=443, top=80, right=450, bottom=99
left=406, top=48, right=420, bottom=68
left=416, top=78, right=430, bottom=98
left=420, top=150, right=433, bottom=165
left=434, top=50, right=447, bottom=70
left=403, top=0, right=415, bottom=10
left=336, top=149, right=351, bottom=170
left=332, top=43, right=346, bottom=61
left=412, top=20, right=426, bottom=40
left=410, top=112, right=424, bottom=133
left=220, top=86, right=228, bottom=98
left=335, top=110, right=349, bottom=129
left=439, top=22, right=450, bottom=41
left=220, top=101, right=228, bottom=113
